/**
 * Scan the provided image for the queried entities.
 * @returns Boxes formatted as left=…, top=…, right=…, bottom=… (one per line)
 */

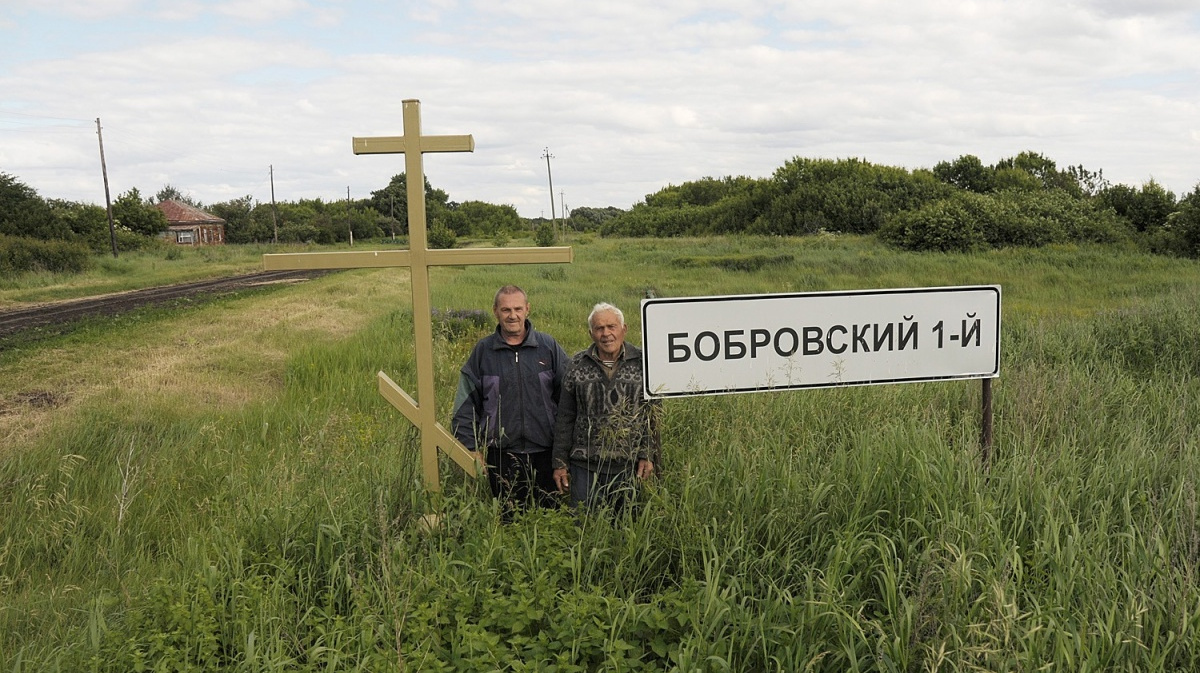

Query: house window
left=177, top=231, right=194, bottom=244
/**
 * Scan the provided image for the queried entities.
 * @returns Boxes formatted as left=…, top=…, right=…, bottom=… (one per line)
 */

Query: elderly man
left=552, top=302, right=660, bottom=515
left=452, top=285, right=569, bottom=521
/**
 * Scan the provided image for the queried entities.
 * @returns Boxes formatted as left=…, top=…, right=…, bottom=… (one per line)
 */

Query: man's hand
left=553, top=467, right=570, bottom=493
left=472, top=451, right=487, bottom=476
left=636, top=459, right=654, bottom=480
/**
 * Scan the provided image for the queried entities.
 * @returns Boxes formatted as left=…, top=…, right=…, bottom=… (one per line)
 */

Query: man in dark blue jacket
left=452, top=285, right=568, bottom=520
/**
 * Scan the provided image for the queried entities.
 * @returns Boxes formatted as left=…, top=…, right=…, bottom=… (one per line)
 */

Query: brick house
left=155, top=199, right=226, bottom=245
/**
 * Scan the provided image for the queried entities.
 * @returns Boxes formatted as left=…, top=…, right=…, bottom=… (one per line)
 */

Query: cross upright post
left=263, top=99, right=572, bottom=491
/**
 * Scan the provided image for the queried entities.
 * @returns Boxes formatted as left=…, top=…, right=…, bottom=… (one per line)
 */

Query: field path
left=0, top=269, right=333, bottom=339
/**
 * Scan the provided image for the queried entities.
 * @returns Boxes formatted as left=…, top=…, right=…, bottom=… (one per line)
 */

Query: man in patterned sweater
left=552, top=302, right=660, bottom=515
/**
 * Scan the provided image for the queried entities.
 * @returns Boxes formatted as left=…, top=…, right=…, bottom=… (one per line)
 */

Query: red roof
left=155, top=199, right=225, bottom=225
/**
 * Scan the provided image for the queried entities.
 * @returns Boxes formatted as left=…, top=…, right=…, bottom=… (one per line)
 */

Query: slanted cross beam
left=263, top=99, right=572, bottom=491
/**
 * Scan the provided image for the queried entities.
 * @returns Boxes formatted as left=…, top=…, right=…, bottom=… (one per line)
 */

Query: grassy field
left=2, top=235, right=1200, bottom=671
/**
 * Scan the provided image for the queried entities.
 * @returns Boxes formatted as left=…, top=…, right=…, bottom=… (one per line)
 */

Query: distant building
left=155, top=199, right=226, bottom=245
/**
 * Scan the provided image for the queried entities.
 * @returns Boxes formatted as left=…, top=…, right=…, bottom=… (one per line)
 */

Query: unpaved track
left=0, top=269, right=333, bottom=340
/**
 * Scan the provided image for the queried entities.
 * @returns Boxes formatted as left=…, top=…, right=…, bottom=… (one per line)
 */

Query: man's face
left=589, top=310, right=627, bottom=358
left=494, top=292, right=530, bottom=341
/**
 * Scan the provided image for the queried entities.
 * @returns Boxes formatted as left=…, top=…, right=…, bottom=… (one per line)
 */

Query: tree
left=0, top=172, right=66, bottom=240
left=209, top=195, right=261, bottom=244
left=112, top=187, right=168, bottom=237
left=153, top=184, right=199, bottom=206
left=368, top=173, right=452, bottom=234
left=933, top=155, right=995, bottom=193
left=1099, top=180, right=1176, bottom=232
left=993, top=151, right=1083, bottom=195
left=570, top=206, right=625, bottom=231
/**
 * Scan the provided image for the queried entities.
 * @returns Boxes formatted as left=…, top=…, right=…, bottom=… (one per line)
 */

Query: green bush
left=429, top=223, right=458, bottom=249
left=533, top=223, right=556, bottom=247
left=881, top=190, right=1134, bottom=252
left=0, top=234, right=94, bottom=275
left=879, top=198, right=987, bottom=252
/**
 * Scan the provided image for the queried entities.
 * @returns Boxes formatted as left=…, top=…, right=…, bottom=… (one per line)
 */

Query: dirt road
left=0, top=269, right=333, bottom=344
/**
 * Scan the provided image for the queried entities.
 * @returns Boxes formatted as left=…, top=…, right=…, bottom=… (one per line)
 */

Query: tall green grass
left=3, top=235, right=1200, bottom=670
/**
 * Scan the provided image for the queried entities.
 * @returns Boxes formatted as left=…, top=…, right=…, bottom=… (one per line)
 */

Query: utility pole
left=560, top=190, right=567, bottom=241
left=347, top=185, right=353, bottom=246
left=542, top=147, right=557, bottom=240
left=95, top=118, right=117, bottom=258
left=269, top=165, right=279, bottom=244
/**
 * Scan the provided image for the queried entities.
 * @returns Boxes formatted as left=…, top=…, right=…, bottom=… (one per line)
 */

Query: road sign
left=641, top=285, right=1000, bottom=399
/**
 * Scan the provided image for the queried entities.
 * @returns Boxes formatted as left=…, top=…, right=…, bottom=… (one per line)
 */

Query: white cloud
left=2, top=0, right=1198, bottom=213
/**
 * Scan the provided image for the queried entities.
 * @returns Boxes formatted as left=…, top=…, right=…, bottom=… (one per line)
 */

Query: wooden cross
left=263, top=99, right=573, bottom=491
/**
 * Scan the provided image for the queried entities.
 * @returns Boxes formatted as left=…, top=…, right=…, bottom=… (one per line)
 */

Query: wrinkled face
left=493, top=291, right=529, bottom=342
left=589, top=310, right=627, bottom=358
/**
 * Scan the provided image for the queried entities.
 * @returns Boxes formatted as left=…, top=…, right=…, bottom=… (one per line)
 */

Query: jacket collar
left=587, top=341, right=635, bottom=362
left=492, top=319, right=538, bottom=349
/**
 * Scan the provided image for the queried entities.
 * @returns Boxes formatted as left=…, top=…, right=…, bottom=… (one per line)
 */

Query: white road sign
left=641, top=285, right=1000, bottom=399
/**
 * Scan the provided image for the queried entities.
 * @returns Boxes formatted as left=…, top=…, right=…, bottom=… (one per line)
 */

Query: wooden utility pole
left=269, top=165, right=279, bottom=244
left=542, top=147, right=557, bottom=239
left=95, top=118, right=117, bottom=258
left=560, top=189, right=567, bottom=241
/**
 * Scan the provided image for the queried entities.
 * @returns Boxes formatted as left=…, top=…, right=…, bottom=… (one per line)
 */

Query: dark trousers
left=567, top=462, right=639, bottom=518
left=485, top=447, right=558, bottom=521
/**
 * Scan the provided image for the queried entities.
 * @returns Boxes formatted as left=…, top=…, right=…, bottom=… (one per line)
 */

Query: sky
left=1, top=0, right=1198, bottom=218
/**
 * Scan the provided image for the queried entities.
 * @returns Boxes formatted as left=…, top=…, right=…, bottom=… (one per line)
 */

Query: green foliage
left=367, top=173, right=453, bottom=235
left=428, top=222, right=458, bottom=249
left=933, top=154, right=995, bottom=193
left=208, top=195, right=262, bottom=244
left=152, top=184, right=198, bottom=206
left=1099, top=180, right=1177, bottom=232
left=0, top=234, right=94, bottom=274
left=994, top=150, right=1082, bottom=194
left=533, top=222, right=556, bottom=246
left=0, top=172, right=68, bottom=240
left=881, top=189, right=1134, bottom=252
left=570, top=206, right=626, bottom=232
left=112, top=188, right=168, bottom=238
left=9, top=238, right=1200, bottom=671
left=880, top=195, right=988, bottom=252
left=756, top=158, right=951, bottom=236
left=455, top=200, right=524, bottom=237
left=671, top=252, right=794, bottom=272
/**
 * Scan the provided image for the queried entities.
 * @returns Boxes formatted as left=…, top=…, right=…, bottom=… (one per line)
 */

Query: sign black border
left=640, top=285, right=1001, bottom=399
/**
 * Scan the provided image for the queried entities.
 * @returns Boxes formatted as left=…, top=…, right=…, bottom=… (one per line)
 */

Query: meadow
left=2, top=234, right=1200, bottom=671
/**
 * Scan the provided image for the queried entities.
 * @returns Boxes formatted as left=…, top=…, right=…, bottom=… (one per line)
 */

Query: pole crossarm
left=263, top=99, right=571, bottom=492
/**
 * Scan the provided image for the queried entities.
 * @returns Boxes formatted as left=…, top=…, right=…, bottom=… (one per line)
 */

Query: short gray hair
left=588, top=302, right=624, bottom=327
left=493, top=285, right=528, bottom=309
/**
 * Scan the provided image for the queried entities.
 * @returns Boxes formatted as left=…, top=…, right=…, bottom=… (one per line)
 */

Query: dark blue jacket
left=451, top=320, right=568, bottom=453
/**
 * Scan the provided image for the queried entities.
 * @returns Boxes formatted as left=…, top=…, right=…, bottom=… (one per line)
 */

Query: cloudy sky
left=2, top=1, right=1198, bottom=218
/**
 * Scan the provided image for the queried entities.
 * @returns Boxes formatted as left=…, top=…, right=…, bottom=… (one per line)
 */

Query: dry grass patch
left=0, top=269, right=411, bottom=451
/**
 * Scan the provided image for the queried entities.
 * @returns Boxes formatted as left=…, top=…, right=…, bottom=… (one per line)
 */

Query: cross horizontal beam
left=353, top=134, right=475, bottom=155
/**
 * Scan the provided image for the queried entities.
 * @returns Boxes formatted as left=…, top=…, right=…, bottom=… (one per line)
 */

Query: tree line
left=4, top=150, right=1200, bottom=275
left=600, top=151, right=1200, bottom=258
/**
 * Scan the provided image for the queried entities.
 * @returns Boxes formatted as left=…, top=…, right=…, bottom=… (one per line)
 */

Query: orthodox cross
left=263, top=99, right=572, bottom=491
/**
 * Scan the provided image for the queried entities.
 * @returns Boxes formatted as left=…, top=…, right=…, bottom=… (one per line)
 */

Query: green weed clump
left=4, top=237, right=1200, bottom=671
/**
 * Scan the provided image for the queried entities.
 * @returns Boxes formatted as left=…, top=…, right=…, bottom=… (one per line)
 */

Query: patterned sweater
left=552, top=342, right=661, bottom=473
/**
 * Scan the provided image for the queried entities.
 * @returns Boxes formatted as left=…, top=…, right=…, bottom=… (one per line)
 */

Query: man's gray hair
left=493, top=284, right=528, bottom=309
left=588, top=302, right=624, bottom=327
